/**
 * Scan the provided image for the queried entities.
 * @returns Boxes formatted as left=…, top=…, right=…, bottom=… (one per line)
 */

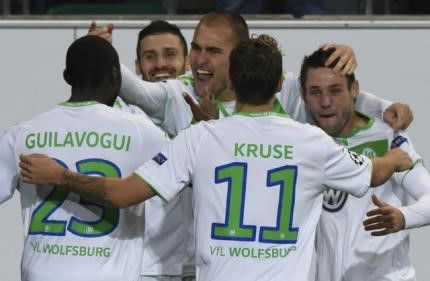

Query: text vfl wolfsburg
left=30, top=242, right=111, bottom=257
left=25, top=131, right=131, bottom=152
left=210, top=245, right=296, bottom=259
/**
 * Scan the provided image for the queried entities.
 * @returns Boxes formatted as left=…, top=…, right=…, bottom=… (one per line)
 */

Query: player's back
left=7, top=101, right=167, bottom=281
left=185, top=112, right=370, bottom=281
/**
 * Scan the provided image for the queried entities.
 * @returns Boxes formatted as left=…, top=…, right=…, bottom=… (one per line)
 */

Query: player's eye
left=144, top=54, right=156, bottom=61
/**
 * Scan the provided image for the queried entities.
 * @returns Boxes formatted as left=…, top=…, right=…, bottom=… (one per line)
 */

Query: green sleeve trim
left=133, top=172, right=168, bottom=203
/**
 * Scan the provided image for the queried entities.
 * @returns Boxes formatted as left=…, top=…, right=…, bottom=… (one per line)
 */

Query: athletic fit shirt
left=134, top=112, right=373, bottom=281
left=0, top=101, right=168, bottom=281
left=316, top=116, right=424, bottom=281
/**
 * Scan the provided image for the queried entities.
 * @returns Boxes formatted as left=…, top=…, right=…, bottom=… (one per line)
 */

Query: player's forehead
left=192, top=23, right=235, bottom=49
left=306, top=67, right=348, bottom=88
left=139, top=33, right=184, bottom=54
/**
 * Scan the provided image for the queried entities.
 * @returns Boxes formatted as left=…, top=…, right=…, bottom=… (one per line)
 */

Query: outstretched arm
left=364, top=163, right=430, bottom=235
left=19, top=154, right=155, bottom=208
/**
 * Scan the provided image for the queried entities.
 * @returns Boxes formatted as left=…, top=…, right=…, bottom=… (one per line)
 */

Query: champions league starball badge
left=348, top=150, right=365, bottom=166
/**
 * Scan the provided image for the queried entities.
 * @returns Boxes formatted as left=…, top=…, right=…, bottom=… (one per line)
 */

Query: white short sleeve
left=0, top=126, right=20, bottom=203
left=322, top=135, right=372, bottom=197
left=134, top=127, right=201, bottom=202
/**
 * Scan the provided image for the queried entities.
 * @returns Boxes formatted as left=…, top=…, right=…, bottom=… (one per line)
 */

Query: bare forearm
left=370, top=148, right=412, bottom=186
left=370, top=157, right=396, bottom=187
left=60, top=170, right=121, bottom=207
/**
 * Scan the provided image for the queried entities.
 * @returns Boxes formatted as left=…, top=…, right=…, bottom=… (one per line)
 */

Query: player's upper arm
left=133, top=126, right=199, bottom=202
left=119, top=63, right=169, bottom=124
left=355, top=91, right=391, bottom=119
left=275, top=73, right=304, bottom=121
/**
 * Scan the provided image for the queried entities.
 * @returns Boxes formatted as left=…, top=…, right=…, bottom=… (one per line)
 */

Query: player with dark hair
left=299, top=47, right=430, bottom=281
left=20, top=35, right=413, bottom=281
left=135, top=20, right=188, bottom=82
left=0, top=35, right=168, bottom=281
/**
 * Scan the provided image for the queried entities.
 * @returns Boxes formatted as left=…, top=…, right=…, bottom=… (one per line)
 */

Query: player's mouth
left=150, top=71, right=175, bottom=81
left=195, top=69, right=213, bottom=82
left=319, top=113, right=336, bottom=120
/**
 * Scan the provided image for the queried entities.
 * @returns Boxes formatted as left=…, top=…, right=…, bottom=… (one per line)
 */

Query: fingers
left=370, top=229, right=391, bottom=236
left=383, top=103, right=414, bottom=131
left=340, top=59, right=357, bottom=76
left=106, top=23, right=114, bottom=34
left=183, top=92, right=208, bottom=121
left=323, top=44, right=357, bottom=75
left=88, top=20, right=97, bottom=32
left=371, top=195, right=388, bottom=208
left=363, top=214, right=391, bottom=228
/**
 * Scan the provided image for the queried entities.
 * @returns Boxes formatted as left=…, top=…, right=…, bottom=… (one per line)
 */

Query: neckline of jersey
left=216, top=100, right=234, bottom=117
left=59, top=101, right=100, bottom=107
left=335, top=112, right=375, bottom=140
left=235, top=111, right=290, bottom=118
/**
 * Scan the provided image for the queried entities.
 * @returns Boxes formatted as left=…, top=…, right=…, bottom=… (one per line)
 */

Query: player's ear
left=185, top=55, right=190, bottom=72
left=227, top=76, right=233, bottom=91
left=300, top=86, right=307, bottom=103
left=351, top=80, right=359, bottom=100
left=135, top=59, right=142, bottom=76
left=112, top=66, right=121, bottom=86
left=276, top=75, right=284, bottom=93
left=63, top=69, right=72, bottom=85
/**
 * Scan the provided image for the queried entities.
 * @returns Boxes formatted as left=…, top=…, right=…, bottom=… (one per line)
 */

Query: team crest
left=322, top=188, right=348, bottom=212
left=362, top=148, right=376, bottom=158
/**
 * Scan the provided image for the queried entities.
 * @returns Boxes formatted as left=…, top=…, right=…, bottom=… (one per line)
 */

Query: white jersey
left=134, top=112, right=373, bottom=281
left=316, top=116, right=426, bottom=281
left=117, top=80, right=195, bottom=277
left=0, top=101, right=168, bottom=281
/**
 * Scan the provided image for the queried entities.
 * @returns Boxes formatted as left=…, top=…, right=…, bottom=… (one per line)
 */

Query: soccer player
left=104, top=11, right=413, bottom=135
left=0, top=35, right=168, bottom=281
left=299, top=47, right=430, bottom=281
left=20, top=35, right=413, bottom=281
left=133, top=20, right=194, bottom=281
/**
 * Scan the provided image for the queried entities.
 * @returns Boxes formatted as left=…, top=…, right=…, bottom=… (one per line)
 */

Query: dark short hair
left=198, top=11, right=249, bottom=46
left=65, top=35, right=120, bottom=90
left=136, top=20, right=188, bottom=59
left=230, top=34, right=282, bottom=105
left=300, top=47, right=355, bottom=91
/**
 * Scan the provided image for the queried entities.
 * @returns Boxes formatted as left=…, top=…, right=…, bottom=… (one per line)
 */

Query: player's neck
left=217, top=88, right=236, bottom=102
left=236, top=100, right=274, bottom=113
left=69, top=89, right=116, bottom=107
left=338, top=111, right=369, bottom=138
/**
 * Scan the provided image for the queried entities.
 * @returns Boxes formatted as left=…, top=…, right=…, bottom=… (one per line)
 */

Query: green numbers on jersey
left=211, top=162, right=299, bottom=244
left=29, top=158, right=121, bottom=237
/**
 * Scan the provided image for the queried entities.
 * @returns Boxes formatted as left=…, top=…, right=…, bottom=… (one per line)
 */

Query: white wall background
left=1, top=20, right=429, bottom=280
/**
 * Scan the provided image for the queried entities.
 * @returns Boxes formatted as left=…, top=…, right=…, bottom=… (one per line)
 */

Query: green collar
left=235, top=111, right=290, bottom=118
left=334, top=112, right=374, bottom=145
left=216, top=100, right=234, bottom=117
left=59, top=101, right=100, bottom=107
